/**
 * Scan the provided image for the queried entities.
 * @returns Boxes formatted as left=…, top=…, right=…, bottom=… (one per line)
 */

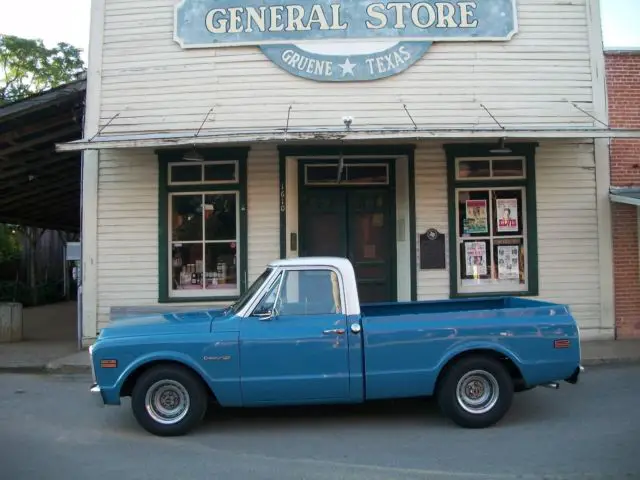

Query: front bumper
left=564, top=365, right=584, bottom=385
left=90, top=384, right=106, bottom=407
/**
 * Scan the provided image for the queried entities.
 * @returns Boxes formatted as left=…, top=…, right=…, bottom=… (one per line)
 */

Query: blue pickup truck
left=89, top=256, right=583, bottom=436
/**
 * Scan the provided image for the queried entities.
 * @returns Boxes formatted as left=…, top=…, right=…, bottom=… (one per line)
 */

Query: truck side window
left=278, top=269, right=342, bottom=316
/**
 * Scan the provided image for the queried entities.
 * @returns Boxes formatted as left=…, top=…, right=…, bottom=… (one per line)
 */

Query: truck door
left=239, top=267, right=350, bottom=405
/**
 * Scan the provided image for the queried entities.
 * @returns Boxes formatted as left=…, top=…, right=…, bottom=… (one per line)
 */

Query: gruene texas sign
left=174, top=0, right=518, bottom=82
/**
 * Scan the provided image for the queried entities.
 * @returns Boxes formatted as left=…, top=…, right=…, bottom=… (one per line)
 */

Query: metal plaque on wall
left=419, top=228, right=446, bottom=270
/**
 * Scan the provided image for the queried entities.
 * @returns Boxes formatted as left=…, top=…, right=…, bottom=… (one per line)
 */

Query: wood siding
left=99, top=0, right=596, bottom=135
left=95, top=146, right=279, bottom=330
left=414, top=140, right=603, bottom=334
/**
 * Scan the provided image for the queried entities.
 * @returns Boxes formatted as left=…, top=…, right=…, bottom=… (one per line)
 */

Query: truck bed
left=360, top=296, right=563, bottom=319
left=358, top=296, right=579, bottom=401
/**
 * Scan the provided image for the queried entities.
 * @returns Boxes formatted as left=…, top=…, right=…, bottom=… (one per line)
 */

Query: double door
left=299, top=188, right=395, bottom=304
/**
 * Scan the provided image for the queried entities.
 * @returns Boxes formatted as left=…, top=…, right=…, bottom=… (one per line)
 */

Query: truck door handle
left=323, top=328, right=345, bottom=335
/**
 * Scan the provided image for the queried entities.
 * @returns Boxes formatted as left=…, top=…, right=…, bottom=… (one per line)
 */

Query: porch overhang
left=610, top=187, right=640, bottom=207
left=55, top=126, right=640, bottom=153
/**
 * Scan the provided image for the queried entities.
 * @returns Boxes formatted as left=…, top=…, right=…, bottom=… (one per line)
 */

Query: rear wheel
left=131, top=364, right=208, bottom=436
left=437, top=355, right=514, bottom=429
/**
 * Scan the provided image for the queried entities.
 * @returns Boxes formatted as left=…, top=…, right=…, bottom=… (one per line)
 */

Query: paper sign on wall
left=464, top=199, right=488, bottom=234
left=465, top=241, right=487, bottom=276
left=496, top=198, right=518, bottom=232
left=497, top=245, right=519, bottom=280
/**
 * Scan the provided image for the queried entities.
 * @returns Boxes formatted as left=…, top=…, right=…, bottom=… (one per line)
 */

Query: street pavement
left=1, top=365, right=639, bottom=480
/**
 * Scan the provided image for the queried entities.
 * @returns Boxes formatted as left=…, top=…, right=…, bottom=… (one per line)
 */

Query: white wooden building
left=57, top=0, right=639, bottom=345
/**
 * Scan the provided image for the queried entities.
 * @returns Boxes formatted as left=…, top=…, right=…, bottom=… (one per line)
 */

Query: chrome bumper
left=90, top=384, right=106, bottom=407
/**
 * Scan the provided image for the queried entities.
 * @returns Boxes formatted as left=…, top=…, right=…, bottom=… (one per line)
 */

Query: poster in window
left=464, top=200, right=488, bottom=234
left=496, top=198, right=519, bottom=233
left=497, top=245, right=520, bottom=280
left=465, top=241, right=487, bottom=276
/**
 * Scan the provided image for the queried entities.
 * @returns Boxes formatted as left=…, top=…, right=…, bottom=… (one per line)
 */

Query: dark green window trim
left=444, top=142, right=539, bottom=299
left=277, top=144, right=417, bottom=301
left=157, top=147, right=250, bottom=304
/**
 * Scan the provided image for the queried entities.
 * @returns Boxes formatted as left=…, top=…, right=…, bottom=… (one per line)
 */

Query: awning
left=610, top=187, right=640, bottom=207
left=1, top=77, right=85, bottom=232
left=55, top=126, right=640, bottom=153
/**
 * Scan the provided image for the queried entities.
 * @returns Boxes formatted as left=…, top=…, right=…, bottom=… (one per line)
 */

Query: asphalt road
left=1, top=365, right=639, bottom=480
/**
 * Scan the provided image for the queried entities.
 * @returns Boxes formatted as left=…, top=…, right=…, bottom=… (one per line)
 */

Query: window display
left=170, top=193, right=239, bottom=297
left=457, top=188, right=526, bottom=292
left=445, top=144, right=538, bottom=298
left=452, top=154, right=530, bottom=294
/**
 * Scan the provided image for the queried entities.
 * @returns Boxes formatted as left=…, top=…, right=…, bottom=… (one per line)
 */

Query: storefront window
left=170, top=193, right=239, bottom=297
left=456, top=187, right=527, bottom=292
left=158, top=148, right=248, bottom=302
left=445, top=144, right=538, bottom=297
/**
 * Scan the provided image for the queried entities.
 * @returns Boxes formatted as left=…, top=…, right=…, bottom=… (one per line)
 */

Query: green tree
left=0, top=34, right=84, bottom=105
left=0, top=224, right=21, bottom=264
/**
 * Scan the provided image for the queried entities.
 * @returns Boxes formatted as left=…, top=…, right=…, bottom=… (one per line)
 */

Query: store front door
left=299, top=188, right=396, bottom=303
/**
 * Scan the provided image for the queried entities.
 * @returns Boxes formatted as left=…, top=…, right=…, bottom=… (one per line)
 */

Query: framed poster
left=464, top=199, right=488, bottom=234
left=496, top=198, right=519, bottom=233
left=464, top=241, right=487, bottom=276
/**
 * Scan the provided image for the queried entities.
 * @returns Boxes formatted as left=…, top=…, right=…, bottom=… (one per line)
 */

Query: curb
left=581, top=357, right=640, bottom=367
left=44, top=363, right=92, bottom=375
left=0, top=365, right=90, bottom=375
left=0, top=365, right=47, bottom=374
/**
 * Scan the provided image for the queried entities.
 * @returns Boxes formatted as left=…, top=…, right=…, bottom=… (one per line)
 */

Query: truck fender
left=115, top=351, right=216, bottom=399
left=434, top=342, right=527, bottom=390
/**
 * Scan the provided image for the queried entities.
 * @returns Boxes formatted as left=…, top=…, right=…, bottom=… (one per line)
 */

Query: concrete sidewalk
left=0, top=338, right=636, bottom=375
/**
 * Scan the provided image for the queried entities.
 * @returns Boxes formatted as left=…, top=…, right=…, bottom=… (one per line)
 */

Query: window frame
left=168, top=160, right=239, bottom=185
left=304, top=162, right=390, bottom=186
left=157, top=147, right=249, bottom=303
left=444, top=143, right=539, bottom=298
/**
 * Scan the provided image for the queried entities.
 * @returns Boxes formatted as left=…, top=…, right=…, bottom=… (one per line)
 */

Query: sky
left=0, top=0, right=638, bottom=65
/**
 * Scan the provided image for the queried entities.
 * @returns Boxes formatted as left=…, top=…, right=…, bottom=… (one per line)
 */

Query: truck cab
left=89, top=256, right=583, bottom=437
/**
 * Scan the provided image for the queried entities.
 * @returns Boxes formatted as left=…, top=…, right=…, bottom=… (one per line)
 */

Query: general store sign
left=174, top=0, right=518, bottom=82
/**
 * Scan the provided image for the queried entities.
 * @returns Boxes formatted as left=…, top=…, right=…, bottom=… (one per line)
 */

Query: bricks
left=606, top=51, right=640, bottom=339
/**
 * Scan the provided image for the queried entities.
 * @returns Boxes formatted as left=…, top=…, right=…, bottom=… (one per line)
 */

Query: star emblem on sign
left=338, top=58, right=356, bottom=76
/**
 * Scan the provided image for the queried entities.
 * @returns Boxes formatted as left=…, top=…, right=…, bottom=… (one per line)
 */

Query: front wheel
left=437, top=356, right=514, bottom=429
left=131, top=364, right=209, bottom=436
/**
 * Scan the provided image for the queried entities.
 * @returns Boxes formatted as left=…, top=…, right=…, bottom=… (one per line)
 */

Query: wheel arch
left=434, top=348, right=526, bottom=395
left=119, top=359, right=219, bottom=404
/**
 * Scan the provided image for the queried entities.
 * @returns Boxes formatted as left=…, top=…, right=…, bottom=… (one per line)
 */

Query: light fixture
left=489, top=138, right=512, bottom=154
left=182, top=145, right=204, bottom=162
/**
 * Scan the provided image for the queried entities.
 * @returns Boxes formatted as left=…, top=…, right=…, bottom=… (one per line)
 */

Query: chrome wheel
left=455, top=369, right=500, bottom=415
left=144, top=379, right=190, bottom=425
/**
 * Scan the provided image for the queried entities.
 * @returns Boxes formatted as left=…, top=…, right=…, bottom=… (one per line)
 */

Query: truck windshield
left=228, top=267, right=273, bottom=313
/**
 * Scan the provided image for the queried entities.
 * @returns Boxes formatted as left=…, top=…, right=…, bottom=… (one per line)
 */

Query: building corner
left=80, top=0, right=106, bottom=346
left=587, top=0, right=616, bottom=340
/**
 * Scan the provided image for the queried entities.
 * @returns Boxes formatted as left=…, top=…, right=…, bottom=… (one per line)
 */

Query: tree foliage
left=0, top=224, right=21, bottom=264
left=0, top=34, right=85, bottom=105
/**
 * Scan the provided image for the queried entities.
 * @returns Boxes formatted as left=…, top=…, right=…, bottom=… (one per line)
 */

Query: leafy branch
left=0, top=34, right=85, bottom=105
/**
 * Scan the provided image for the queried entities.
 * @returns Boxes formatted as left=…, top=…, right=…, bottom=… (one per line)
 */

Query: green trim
left=157, top=147, right=250, bottom=303
left=407, top=150, right=417, bottom=301
left=277, top=143, right=417, bottom=302
left=279, top=152, right=287, bottom=259
left=444, top=142, right=539, bottom=299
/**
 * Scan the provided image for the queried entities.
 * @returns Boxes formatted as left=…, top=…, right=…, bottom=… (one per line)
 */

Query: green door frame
left=298, top=158, right=398, bottom=302
left=277, top=144, right=417, bottom=301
